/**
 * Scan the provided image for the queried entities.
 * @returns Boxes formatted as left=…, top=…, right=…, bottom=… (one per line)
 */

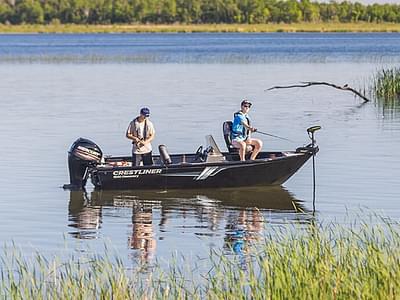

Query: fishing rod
left=254, top=130, right=294, bottom=142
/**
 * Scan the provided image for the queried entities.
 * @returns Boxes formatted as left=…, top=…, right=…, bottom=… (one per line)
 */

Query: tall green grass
left=372, top=67, right=400, bottom=108
left=1, top=218, right=399, bottom=299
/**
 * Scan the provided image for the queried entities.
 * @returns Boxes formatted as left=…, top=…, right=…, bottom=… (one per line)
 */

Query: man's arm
left=240, top=117, right=257, bottom=132
left=142, top=124, right=155, bottom=145
left=126, top=123, right=141, bottom=144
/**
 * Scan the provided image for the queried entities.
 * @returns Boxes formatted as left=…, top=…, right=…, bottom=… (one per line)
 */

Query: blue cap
left=140, top=107, right=150, bottom=117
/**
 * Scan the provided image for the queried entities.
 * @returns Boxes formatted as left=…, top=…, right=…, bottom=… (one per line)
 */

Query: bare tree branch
left=266, top=81, right=371, bottom=102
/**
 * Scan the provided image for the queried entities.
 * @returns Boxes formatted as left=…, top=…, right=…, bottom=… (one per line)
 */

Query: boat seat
left=223, top=121, right=254, bottom=153
left=158, top=144, right=172, bottom=165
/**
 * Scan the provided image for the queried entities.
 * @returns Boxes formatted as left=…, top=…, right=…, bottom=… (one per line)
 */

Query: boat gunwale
left=94, top=150, right=309, bottom=171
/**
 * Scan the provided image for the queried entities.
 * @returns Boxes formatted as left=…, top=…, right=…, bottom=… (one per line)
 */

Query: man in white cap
left=126, top=107, right=155, bottom=166
left=231, top=99, right=263, bottom=161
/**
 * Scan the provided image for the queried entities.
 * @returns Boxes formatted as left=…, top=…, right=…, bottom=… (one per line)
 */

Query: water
left=2, top=33, right=400, bottom=63
left=0, top=33, right=399, bottom=264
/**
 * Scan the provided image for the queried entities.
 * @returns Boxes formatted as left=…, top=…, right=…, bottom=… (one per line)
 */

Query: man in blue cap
left=126, top=107, right=155, bottom=166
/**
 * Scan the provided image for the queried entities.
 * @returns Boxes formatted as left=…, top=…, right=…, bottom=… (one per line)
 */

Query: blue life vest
left=231, top=111, right=250, bottom=141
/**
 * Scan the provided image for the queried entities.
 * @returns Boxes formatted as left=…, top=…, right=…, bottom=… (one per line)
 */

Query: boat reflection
left=68, top=187, right=312, bottom=261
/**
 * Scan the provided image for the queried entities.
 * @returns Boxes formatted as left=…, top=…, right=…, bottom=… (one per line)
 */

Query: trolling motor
left=306, top=125, right=321, bottom=214
left=307, top=125, right=321, bottom=149
left=63, top=138, right=103, bottom=190
left=295, top=125, right=321, bottom=154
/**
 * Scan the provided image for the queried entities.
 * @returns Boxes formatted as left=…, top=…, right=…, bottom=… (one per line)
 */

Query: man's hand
left=135, top=138, right=145, bottom=147
left=251, top=127, right=257, bottom=132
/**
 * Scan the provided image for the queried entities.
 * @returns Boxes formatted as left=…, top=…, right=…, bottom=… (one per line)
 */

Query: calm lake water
left=0, top=33, right=399, bottom=264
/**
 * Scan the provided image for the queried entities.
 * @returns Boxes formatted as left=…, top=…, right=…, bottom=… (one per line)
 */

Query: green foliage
left=1, top=0, right=400, bottom=25
left=13, top=0, right=44, bottom=24
left=1, top=218, right=400, bottom=299
left=373, top=67, right=400, bottom=106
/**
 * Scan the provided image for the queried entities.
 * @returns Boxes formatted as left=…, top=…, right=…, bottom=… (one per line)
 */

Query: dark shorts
left=133, top=151, right=153, bottom=166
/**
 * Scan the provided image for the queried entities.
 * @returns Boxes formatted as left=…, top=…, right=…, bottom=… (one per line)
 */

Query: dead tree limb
left=266, top=81, right=371, bottom=102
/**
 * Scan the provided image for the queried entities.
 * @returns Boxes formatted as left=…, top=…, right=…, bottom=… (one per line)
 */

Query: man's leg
left=142, top=151, right=153, bottom=166
left=232, top=140, right=246, bottom=161
left=248, top=138, right=263, bottom=160
left=132, top=150, right=142, bottom=166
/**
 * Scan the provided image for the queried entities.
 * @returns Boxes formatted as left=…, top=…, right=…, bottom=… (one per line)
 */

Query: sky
left=357, top=0, right=400, bottom=3
left=319, top=0, right=400, bottom=3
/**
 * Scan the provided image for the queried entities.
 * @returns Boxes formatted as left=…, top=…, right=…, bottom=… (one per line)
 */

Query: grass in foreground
left=1, top=218, right=399, bottom=299
left=1, top=22, right=400, bottom=33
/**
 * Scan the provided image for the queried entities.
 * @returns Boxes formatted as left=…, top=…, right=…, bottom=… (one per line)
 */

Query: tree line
left=1, top=0, right=400, bottom=25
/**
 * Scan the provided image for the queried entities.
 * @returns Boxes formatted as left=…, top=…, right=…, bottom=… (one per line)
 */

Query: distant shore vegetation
left=1, top=0, right=400, bottom=31
left=2, top=22, right=400, bottom=33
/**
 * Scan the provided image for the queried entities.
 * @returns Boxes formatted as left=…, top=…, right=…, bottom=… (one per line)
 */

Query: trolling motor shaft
left=306, top=125, right=321, bottom=215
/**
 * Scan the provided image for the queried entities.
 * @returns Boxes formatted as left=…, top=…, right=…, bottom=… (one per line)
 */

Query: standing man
left=126, top=107, right=155, bottom=166
left=231, top=99, right=263, bottom=161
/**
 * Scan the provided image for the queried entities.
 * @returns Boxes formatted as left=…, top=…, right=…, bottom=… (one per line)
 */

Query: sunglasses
left=243, top=105, right=251, bottom=108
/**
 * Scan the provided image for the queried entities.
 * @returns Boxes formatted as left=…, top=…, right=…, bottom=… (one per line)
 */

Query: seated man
left=231, top=99, right=263, bottom=161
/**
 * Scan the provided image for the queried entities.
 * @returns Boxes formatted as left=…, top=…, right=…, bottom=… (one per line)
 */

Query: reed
left=372, top=67, right=400, bottom=107
left=1, top=218, right=399, bottom=299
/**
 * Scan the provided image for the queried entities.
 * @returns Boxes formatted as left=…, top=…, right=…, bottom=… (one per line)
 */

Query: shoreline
left=1, top=22, right=400, bottom=33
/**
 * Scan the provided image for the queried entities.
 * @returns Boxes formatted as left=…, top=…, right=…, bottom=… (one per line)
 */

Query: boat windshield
left=205, top=135, right=223, bottom=155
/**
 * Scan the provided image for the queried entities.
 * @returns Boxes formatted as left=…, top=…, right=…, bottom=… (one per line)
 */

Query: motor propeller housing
left=63, top=138, right=103, bottom=190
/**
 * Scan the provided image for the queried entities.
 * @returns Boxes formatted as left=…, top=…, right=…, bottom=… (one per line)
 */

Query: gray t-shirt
left=127, top=118, right=155, bottom=154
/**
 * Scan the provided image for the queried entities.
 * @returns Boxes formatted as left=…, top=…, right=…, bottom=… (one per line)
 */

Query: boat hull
left=90, top=151, right=312, bottom=190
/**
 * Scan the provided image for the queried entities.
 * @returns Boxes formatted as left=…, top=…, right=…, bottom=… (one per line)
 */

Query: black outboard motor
left=63, top=138, right=103, bottom=190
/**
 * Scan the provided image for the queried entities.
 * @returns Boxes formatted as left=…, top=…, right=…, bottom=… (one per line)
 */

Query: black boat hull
left=90, top=151, right=313, bottom=190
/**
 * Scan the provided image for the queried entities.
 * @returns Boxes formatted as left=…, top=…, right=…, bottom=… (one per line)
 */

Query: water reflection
left=68, top=187, right=313, bottom=262
left=377, top=98, right=400, bottom=119
left=68, top=191, right=102, bottom=239
left=130, top=203, right=156, bottom=262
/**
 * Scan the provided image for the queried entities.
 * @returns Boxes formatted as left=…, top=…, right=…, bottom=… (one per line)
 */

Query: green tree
left=367, top=3, right=385, bottom=22
left=300, top=0, right=319, bottom=22
left=41, top=0, right=60, bottom=23
left=111, top=0, right=134, bottom=23
left=13, top=0, right=44, bottom=24
left=237, top=0, right=267, bottom=23
left=200, top=0, right=227, bottom=23
left=319, top=2, right=338, bottom=22
left=87, top=0, right=113, bottom=24
left=0, top=1, right=12, bottom=23
left=337, top=1, right=352, bottom=22
left=176, top=0, right=201, bottom=23
left=350, top=2, right=367, bottom=22
left=274, top=0, right=302, bottom=23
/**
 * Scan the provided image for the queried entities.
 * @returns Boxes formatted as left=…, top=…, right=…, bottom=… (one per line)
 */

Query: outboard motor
left=63, top=138, right=103, bottom=190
